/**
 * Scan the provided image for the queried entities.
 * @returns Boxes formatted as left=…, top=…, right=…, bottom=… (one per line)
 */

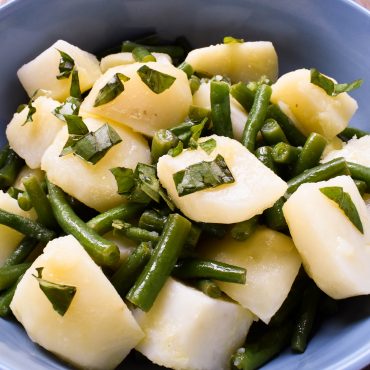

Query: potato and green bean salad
left=0, top=34, right=369, bottom=370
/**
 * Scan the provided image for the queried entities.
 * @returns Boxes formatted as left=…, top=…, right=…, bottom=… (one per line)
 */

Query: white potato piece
left=0, top=191, right=36, bottom=266
left=14, top=166, right=45, bottom=190
left=283, top=175, right=370, bottom=299
left=322, top=136, right=344, bottom=158
left=321, top=135, right=370, bottom=167
left=10, top=235, right=143, bottom=370
left=6, top=96, right=64, bottom=169
left=271, top=69, right=358, bottom=139
left=17, top=40, right=101, bottom=101
left=41, top=117, right=150, bottom=212
left=157, top=135, right=287, bottom=223
left=134, top=277, right=253, bottom=370
left=200, top=227, right=301, bottom=323
left=185, top=41, right=278, bottom=83
left=80, top=62, right=191, bottom=137
left=100, top=52, right=172, bottom=73
left=193, top=80, right=247, bottom=140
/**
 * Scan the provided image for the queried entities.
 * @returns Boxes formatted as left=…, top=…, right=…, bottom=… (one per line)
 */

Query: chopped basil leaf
left=21, top=90, right=39, bottom=126
left=33, top=267, right=76, bottom=316
left=56, top=49, right=75, bottom=80
left=168, top=141, right=183, bottom=157
left=60, top=115, right=90, bottom=156
left=53, top=96, right=81, bottom=121
left=16, top=104, right=27, bottom=113
left=137, top=65, right=176, bottom=94
left=188, top=105, right=211, bottom=123
left=223, top=36, right=244, bottom=44
left=320, top=186, right=363, bottom=233
left=199, top=138, right=217, bottom=155
left=173, top=154, right=235, bottom=197
left=70, top=68, right=81, bottom=99
left=94, top=73, right=130, bottom=107
left=310, top=68, right=363, bottom=96
left=110, top=167, right=136, bottom=194
left=188, top=118, right=207, bottom=149
left=170, top=121, right=199, bottom=145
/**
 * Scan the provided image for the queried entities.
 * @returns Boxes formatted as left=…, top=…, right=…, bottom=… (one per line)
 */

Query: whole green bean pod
left=264, top=197, right=288, bottom=231
left=194, top=279, right=222, bottom=298
left=0, top=276, right=22, bottom=317
left=122, top=41, right=184, bottom=59
left=230, top=82, right=255, bottom=112
left=3, top=237, right=38, bottom=267
left=231, top=216, right=259, bottom=241
left=0, top=144, right=10, bottom=168
left=113, top=220, right=160, bottom=243
left=255, top=146, right=277, bottom=172
left=126, top=213, right=191, bottom=311
left=338, top=126, right=369, bottom=142
left=261, top=119, right=288, bottom=145
left=242, top=84, right=272, bottom=152
left=0, top=150, right=24, bottom=189
left=347, top=162, right=370, bottom=191
left=132, top=47, right=156, bottom=62
left=151, top=129, right=179, bottom=162
left=272, top=142, right=301, bottom=165
left=47, top=180, right=120, bottom=267
left=210, top=80, right=233, bottom=138
left=0, top=263, right=31, bottom=291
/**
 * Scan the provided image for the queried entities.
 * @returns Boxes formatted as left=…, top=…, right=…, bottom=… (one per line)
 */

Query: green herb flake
left=110, top=167, right=136, bottom=195
left=188, top=118, right=207, bottom=149
left=168, top=141, right=183, bottom=157
left=56, top=49, right=75, bottom=80
left=199, top=138, right=217, bottom=155
left=137, top=65, right=176, bottom=94
left=33, top=267, right=76, bottom=316
left=21, top=90, right=40, bottom=126
left=53, top=96, right=81, bottom=121
left=94, top=73, right=130, bottom=107
left=223, top=36, right=244, bottom=44
left=310, top=68, right=363, bottom=96
left=70, top=68, right=81, bottom=99
left=173, top=154, right=235, bottom=197
left=320, top=186, right=363, bottom=233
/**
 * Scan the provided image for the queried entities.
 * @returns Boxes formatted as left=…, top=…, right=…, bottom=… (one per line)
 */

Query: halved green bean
left=0, top=144, right=10, bottom=168
left=23, top=175, right=57, bottom=229
left=194, top=279, right=222, bottom=299
left=126, top=213, right=191, bottom=311
left=3, top=237, right=38, bottom=267
left=0, top=208, right=55, bottom=242
left=151, top=129, right=179, bottom=162
left=292, top=133, right=327, bottom=176
left=242, top=84, right=272, bottom=152
left=17, top=190, right=33, bottom=211
left=178, top=61, right=194, bottom=79
left=255, top=146, right=277, bottom=172
left=272, top=142, right=300, bottom=165
left=0, top=276, right=22, bottom=317
left=338, top=126, right=369, bottom=141
left=132, top=46, right=156, bottom=62
left=210, top=80, right=233, bottom=138
left=47, top=180, right=119, bottom=267
left=261, top=119, right=288, bottom=145
left=266, top=104, right=306, bottom=146
left=230, top=82, right=255, bottom=112
left=347, top=162, right=370, bottom=191
left=231, top=216, right=259, bottom=241
left=0, top=150, right=24, bottom=189
left=111, top=242, right=152, bottom=297
left=172, top=258, right=246, bottom=284
left=113, top=220, right=160, bottom=243
left=122, top=41, right=184, bottom=59
left=0, top=263, right=31, bottom=291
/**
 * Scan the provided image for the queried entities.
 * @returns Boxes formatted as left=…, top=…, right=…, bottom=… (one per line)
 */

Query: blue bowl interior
left=0, top=0, right=370, bottom=369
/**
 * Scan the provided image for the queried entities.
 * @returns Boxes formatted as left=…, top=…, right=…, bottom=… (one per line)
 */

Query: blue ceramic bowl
left=0, top=0, right=370, bottom=369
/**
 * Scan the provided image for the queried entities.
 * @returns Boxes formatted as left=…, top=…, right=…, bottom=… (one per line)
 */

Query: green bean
left=266, top=104, right=306, bottom=146
left=194, top=279, right=222, bottom=298
left=189, top=75, right=201, bottom=94
left=254, top=146, right=277, bottom=172
left=261, top=119, right=288, bottom=145
left=210, top=80, right=233, bottom=138
left=113, top=220, right=160, bottom=243
left=199, top=222, right=227, bottom=239
left=17, top=190, right=32, bottom=211
left=3, top=237, right=38, bottom=267
left=172, top=258, right=246, bottom=284
left=0, top=277, right=22, bottom=317
left=264, top=197, right=288, bottom=231
left=231, top=322, right=293, bottom=370
left=292, top=133, right=327, bottom=176
left=0, top=208, right=55, bottom=242
left=151, top=129, right=179, bottom=162
left=230, top=82, right=255, bottom=112
left=86, top=203, right=143, bottom=235
left=47, top=180, right=119, bottom=267
left=178, top=61, right=194, bottom=79
left=0, top=144, right=10, bottom=168
left=347, top=162, right=370, bottom=191
left=132, top=46, right=156, bottom=62
left=126, top=213, right=191, bottom=311
left=122, top=41, right=184, bottom=59
left=111, top=242, right=152, bottom=297
left=338, top=126, right=369, bottom=142
left=291, top=283, right=321, bottom=353
left=7, top=186, right=22, bottom=200
left=231, top=216, right=259, bottom=241
left=0, top=263, right=31, bottom=291
left=23, top=175, right=57, bottom=229
left=272, top=142, right=301, bottom=165
left=354, top=179, right=367, bottom=195
left=242, top=84, right=272, bottom=152
left=0, top=150, right=24, bottom=189
left=188, top=105, right=211, bottom=123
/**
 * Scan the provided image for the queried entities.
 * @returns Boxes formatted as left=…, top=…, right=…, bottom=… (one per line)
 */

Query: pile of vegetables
left=0, top=34, right=369, bottom=370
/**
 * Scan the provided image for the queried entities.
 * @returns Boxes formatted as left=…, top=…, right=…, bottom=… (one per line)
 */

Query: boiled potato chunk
left=0, top=191, right=36, bottom=266
left=10, top=235, right=143, bottom=370
left=157, top=135, right=287, bottom=223
left=17, top=40, right=101, bottom=101
left=134, top=277, right=253, bottom=370
left=185, top=41, right=278, bottom=83
left=271, top=69, right=358, bottom=139
left=321, top=136, right=344, bottom=158
left=6, top=96, right=64, bottom=169
left=321, top=135, right=370, bottom=167
left=200, top=227, right=301, bottom=323
left=283, top=175, right=370, bottom=299
left=193, top=80, right=247, bottom=140
left=100, top=52, right=172, bottom=73
left=41, top=117, right=150, bottom=212
left=80, top=62, right=192, bottom=137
